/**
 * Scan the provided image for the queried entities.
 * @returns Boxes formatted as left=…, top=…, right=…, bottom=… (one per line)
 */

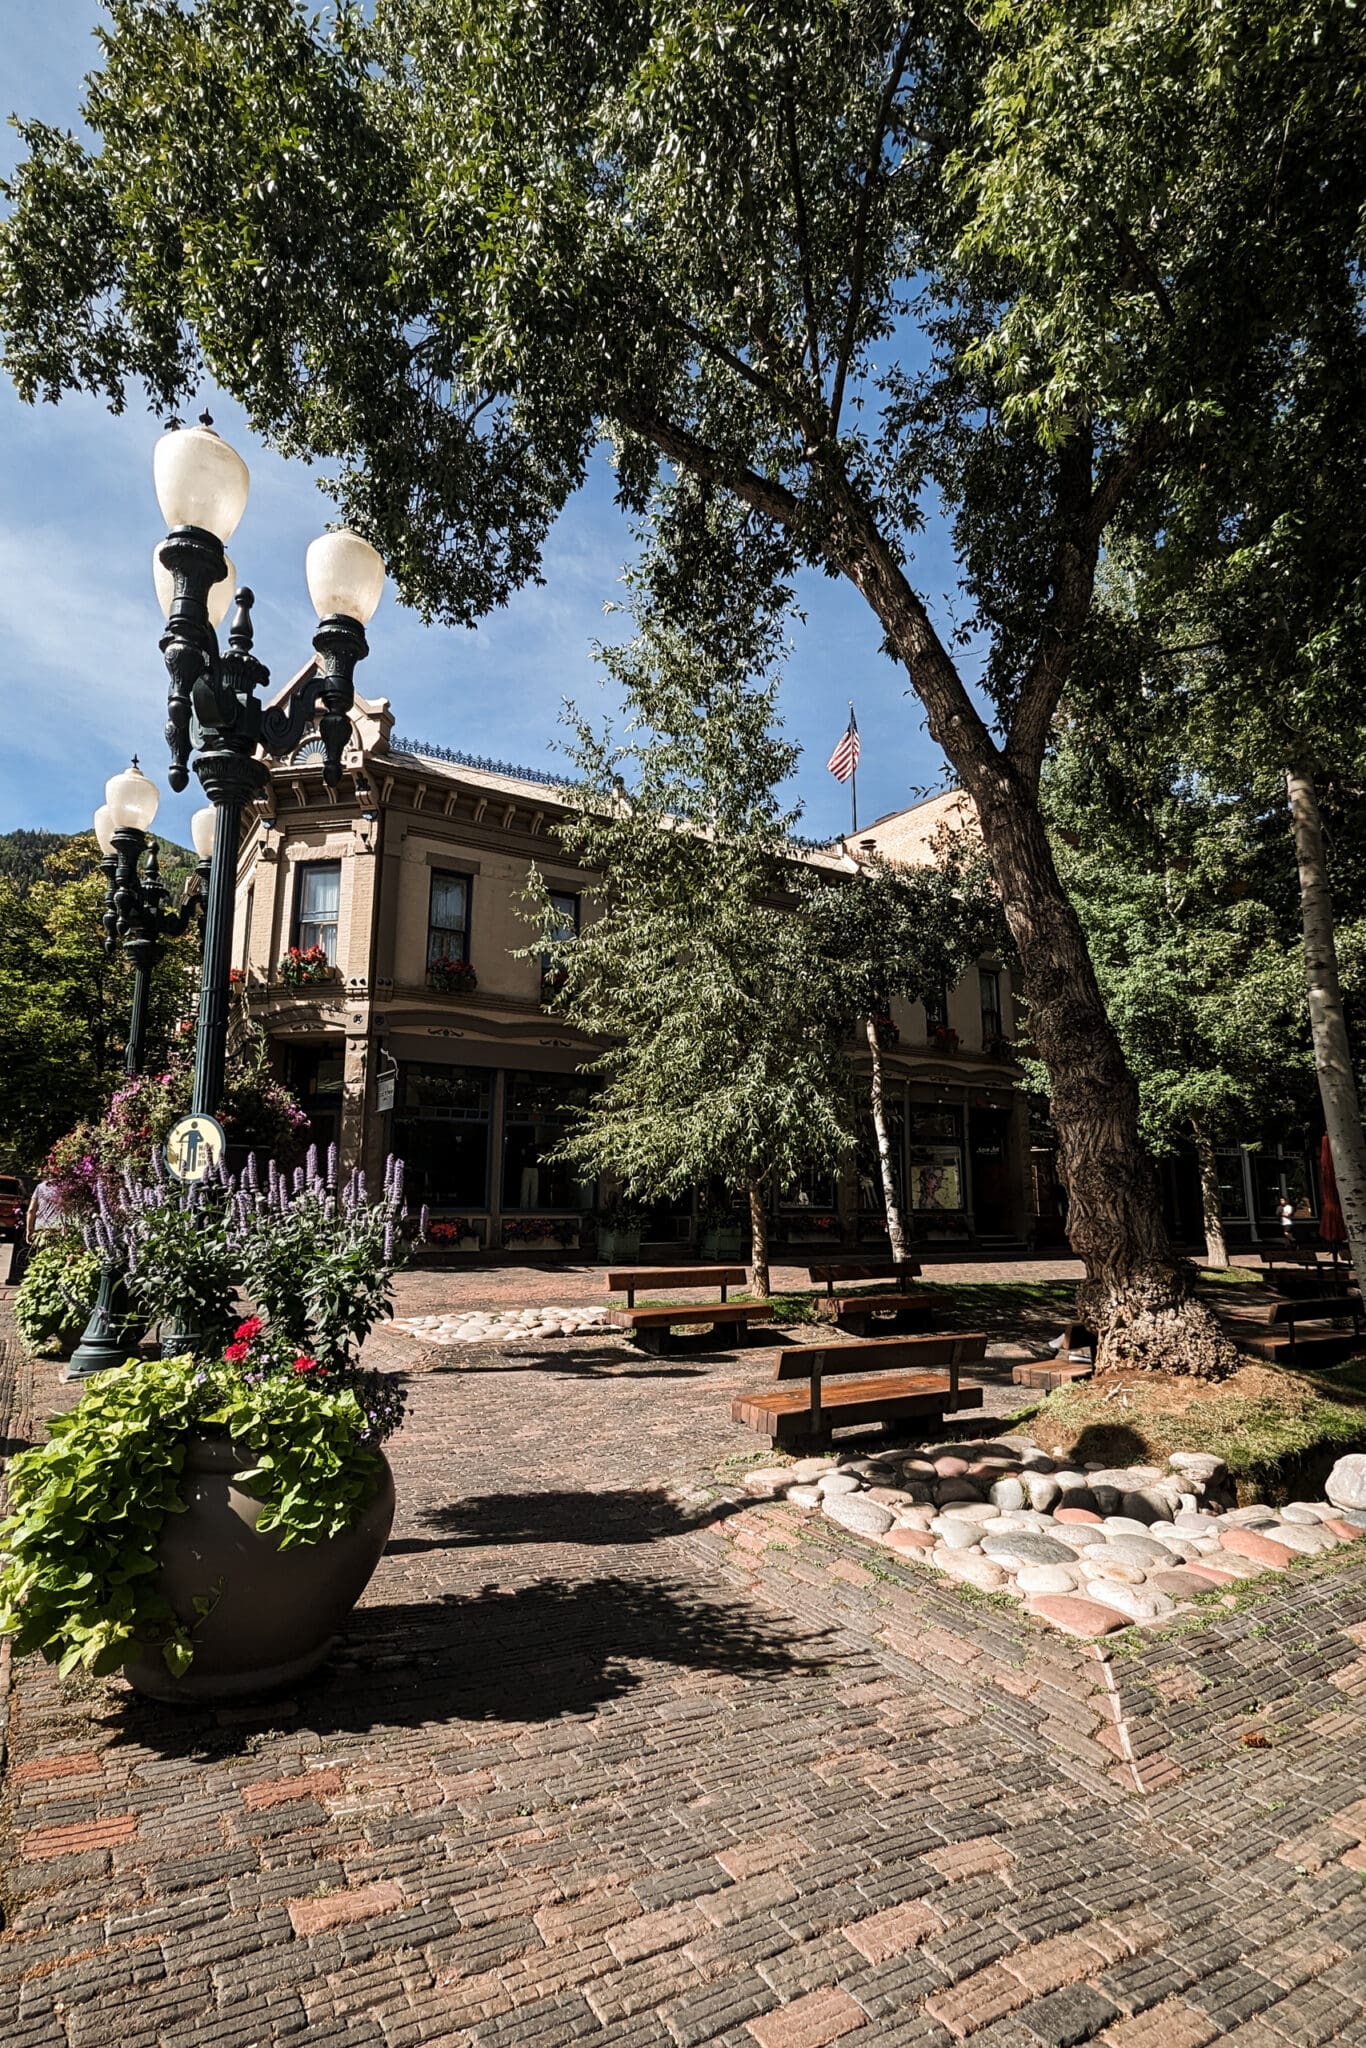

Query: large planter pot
left=597, top=1228, right=641, bottom=1263
left=122, top=1433, right=395, bottom=1704
left=701, top=1228, right=744, bottom=1260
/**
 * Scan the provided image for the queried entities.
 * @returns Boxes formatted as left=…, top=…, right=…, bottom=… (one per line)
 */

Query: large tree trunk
left=834, top=527, right=1236, bottom=1376
left=864, top=1015, right=908, bottom=1261
left=747, top=1180, right=771, bottom=1299
left=1286, top=766, right=1366, bottom=1282
left=1192, top=1121, right=1229, bottom=1269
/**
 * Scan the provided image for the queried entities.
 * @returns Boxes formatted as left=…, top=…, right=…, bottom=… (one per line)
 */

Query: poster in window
left=909, top=1145, right=963, bottom=1211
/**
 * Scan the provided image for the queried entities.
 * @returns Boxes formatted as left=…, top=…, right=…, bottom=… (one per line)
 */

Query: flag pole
left=849, top=702, right=858, bottom=838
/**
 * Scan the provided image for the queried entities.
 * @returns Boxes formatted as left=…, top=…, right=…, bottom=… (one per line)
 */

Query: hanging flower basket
left=279, top=944, right=333, bottom=987
left=428, top=956, right=478, bottom=995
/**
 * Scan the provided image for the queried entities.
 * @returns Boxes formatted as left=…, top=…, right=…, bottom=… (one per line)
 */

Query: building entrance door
left=970, top=1107, right=1012, bottom=1235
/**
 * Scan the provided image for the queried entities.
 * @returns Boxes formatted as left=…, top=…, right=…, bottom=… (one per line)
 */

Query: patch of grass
left=1196, top=1266, right=1267, bottom=1287
left=919, top=1279, right=1077, bottom=1313
left=1025, top=1358, right=1366, bottom=1501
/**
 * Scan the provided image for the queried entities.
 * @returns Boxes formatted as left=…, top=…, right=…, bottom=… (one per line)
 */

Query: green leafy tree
left=0, top=835, right=195, bottom=1173
left=8, top=1, right=1366, bottom=1367
left=802, top=846, right=999, bottom=1259
left=1042, top=721, right=1312, bottom=1266
left=528, top=605, right=854, bottom=1298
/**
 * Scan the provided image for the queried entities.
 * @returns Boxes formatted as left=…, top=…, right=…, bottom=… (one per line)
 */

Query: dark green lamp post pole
left=67, top=765, right=212, bottom=1379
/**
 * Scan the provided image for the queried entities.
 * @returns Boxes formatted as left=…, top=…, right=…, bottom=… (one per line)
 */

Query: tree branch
left=782, top=87, right=825, bottom=409
left=616, top=407, right=808, bottom=531
left=830, top=25, right=915, bottom=437
left=1006, top=418, right=1172, bottom=784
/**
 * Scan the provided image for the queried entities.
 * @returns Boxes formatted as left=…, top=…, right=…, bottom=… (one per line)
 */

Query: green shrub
left=13, top=1238, right=99, bottom=1357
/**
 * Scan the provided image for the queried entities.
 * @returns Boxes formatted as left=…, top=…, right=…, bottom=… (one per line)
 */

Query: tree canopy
left=7, top=0, right=1364, bottom=1362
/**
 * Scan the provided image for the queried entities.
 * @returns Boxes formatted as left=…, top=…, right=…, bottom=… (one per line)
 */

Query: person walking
left=24, top=1176, right=65, bottom=1248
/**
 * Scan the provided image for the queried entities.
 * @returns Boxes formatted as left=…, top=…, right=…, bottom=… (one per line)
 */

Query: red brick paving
left=7, top=1293, right=1366, bottom=2046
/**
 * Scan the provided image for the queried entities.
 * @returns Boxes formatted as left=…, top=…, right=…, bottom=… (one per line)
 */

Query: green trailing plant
left=13, top=1237, right=100, bottom=1357
left=0, top=1323, right=407, bottom=1680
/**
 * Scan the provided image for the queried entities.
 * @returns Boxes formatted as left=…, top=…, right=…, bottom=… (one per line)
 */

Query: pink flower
left=292, top=1355, right=320, bottom=1375
left=234, top=1316, right=263, bottom=1342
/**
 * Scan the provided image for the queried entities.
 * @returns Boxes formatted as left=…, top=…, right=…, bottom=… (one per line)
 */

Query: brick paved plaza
left=6, top=1270, right=1366, bottom=2047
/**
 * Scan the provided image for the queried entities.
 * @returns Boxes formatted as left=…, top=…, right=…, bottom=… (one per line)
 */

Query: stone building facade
left=229, top=689, right=1033, bottom=1256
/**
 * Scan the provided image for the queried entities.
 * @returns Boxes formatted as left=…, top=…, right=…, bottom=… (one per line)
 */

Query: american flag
left=827, top=708, right=860, bottom=784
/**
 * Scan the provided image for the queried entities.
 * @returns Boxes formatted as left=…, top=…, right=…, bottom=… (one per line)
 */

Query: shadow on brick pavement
left=6, top=1313, right=1366, bottom=2048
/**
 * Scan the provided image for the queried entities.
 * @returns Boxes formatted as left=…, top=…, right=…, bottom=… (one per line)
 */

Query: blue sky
left=0, top=1, right=963, bottom=850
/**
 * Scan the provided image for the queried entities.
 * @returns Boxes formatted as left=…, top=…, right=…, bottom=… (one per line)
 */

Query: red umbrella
left=1320, top=1133, right=1347, bottom=1250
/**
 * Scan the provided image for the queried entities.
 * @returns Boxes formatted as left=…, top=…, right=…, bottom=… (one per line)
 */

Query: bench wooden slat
left=808, top=1259, right=921, bottom=1296
left=773, top=1333, right=986, bottom=1380
left=732, top=1374, right=984, bottom=1443
left=827, top=1291, right=936, bottom=1335
left=607, top=1265, right=747, bottom=1307
left=609, top=1303, right=772, bottom=1329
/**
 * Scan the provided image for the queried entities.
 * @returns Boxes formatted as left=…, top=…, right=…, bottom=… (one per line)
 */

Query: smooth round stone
left=939, top=1502, right=998, bottom=1524
left=1089, top=1486, right=1122, bottom=1515
left=1280, top=1502, right=1331, bottom=1524
left=1219, top=1526, right=1293, bottom=1569
left=1222, top=1505, right=1281, bottom=1527
left=1105, top=1515, right=1159, bottom=1537
left=824, top=1494, right=894, bottom=1537
left=1027, top=1593, right=1127, bottom=1638
left=894, top=1505, right=937, bottom=1529
left=1149, top=1567, right=1220, bottom=1599
left=819, top=1472, right=862, bottom=1497
left=884, top=1525, right=936, bottom=1555
left=1053, top=1524, right=1110, bottom=1551
left=1335, top=1506, right=1366, bottom=1528
left=1077, top=1555, right=1148, bottom=1587
left=1085, top=1580, right=1175, bottom=1622
left=743, top=1468, right=796, bottom=1498
left=1055, top=1505, right=1103, bottom=1525
left=865, top=1486, right=911, bottom=1506
left=989, top=1476, right=1027, bottom=1512
left=934, top=1479, right=983, bottom=1505
left=934, top=1455, right=971, bottom=1477
left=900, top=1457, right=936, bottom=1477
left=1019, top=1451, right=1056, bottom=1471
left=1024, top=1475, right=1062, bottom=1513
left=1015, top=1563, right=1079, bottom=1595
left=981, top=1531, right=1079, bottom=1568
left=1173, top=1511, right=1221, bottom=1535
left=932, top=1549, right=1008, bottom=1590
left=901, top=1481, right=936, bottom=1504
left=1123, top=1488, right=1179, bottom=1524
left=1169, top=1451, right=1229, bottom=1484
left=1104, top=1534, right=1182, bottom=1568
left=931, top=1515, right=984, bottom=1550
left=1053, top=1469, right=1091, bottom=1493
left=1265, top=1522, right=1336, bottom=1554
left=791, top=1457, right=838, bottom=1482
left=785, top=1485, right=822, bottom=1509
left=1145, top=1534, right=1202, bottom=1563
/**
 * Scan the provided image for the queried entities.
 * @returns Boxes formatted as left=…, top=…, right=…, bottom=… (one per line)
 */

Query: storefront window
left=857, top=1104, right=905, bottom=1212
left=779, top=1173, right=839, bottom=1211
left=908, top=1105, right=964, bottom=1212
left=394, top=1062, right=491, bottom=1209
left=1215, top=1152, right=1248, bottom=1219
left=502, top=1071, right=594, bottom=1210
left=1252, top=1148, right=1314, bottom=1222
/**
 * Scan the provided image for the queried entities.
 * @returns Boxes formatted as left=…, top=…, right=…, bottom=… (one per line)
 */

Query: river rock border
left=740, top=1435, right=1366, bottom=1638
left=394, top=1305, right=613, bottom=1345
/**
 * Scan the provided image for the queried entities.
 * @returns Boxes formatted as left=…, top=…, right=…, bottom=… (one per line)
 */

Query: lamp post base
left=66, top=1267, right=132, bottom=1380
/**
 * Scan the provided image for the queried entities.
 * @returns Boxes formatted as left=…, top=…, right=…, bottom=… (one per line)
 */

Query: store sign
left=376, top=1073, right=396, bottom=1113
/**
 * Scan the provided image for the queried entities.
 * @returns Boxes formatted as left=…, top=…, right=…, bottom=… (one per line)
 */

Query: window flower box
left=927, top=1024, right=960, bottom=1055
left=503, top=1215, right=581, bottom=1251
left=780, top=1211, right=840, bottom=1244
left=871, top=1010, right=900, bottom=1050
left=425, top=1216, right=486, bottom=1251
left=428, top=956, right=478, bottom=995
left=984, top=1031, right=1016, bottom=1060
left=541, top=964, right=569, bottom=1004
left=279, top=944, right=333, bottom=987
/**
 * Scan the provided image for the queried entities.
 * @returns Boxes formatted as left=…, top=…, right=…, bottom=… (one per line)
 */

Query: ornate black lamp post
left=151, top=414, right=385, bottom=1117
left=93, top=761, right=215, bottom=1075
left=69, top=765, right=216, bottom=1380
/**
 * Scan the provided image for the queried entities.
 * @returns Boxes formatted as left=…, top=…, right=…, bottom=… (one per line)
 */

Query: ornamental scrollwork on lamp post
left=151, top=413, right=385, bottom=1119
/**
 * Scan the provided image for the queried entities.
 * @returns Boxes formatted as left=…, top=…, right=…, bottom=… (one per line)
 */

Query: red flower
left=223, top=1341, right=250, bottom=1364
left=292, top=1355, right=320, bottom=1375
left=234, top=1316, right=263, bottom=1342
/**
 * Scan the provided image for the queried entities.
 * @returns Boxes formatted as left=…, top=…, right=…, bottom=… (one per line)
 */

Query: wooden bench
left=608, top=1266, right=747, bottom=1309
left=826, top=1291, right=936, bottom=1337
left=807, top=1259, right=921, bottom=1298
left=732, top=1333, right=987, bottom=1446
left=1267, top=1294, right=1363, bottom=1361
left=608, top=1301, right=772, bottom=1354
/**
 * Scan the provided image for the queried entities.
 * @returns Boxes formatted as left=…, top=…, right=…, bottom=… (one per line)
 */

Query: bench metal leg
left=809, top=1359, right=824, bottom=1441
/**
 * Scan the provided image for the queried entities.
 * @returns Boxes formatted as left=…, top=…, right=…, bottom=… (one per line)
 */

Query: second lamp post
left=94, top=759, right=215, bottom=1076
